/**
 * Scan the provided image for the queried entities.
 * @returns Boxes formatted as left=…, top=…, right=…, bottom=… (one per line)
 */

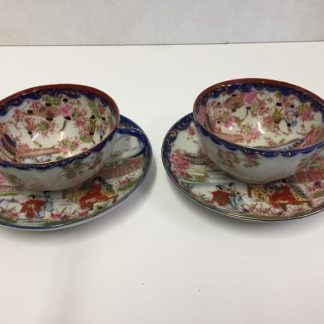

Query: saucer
left=0, top=115, right=151, bottom=230
left=162, top=113, right=324, bottom=221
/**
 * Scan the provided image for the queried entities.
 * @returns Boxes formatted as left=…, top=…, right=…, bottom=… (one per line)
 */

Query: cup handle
left=109, top=127, right=149, bottom=162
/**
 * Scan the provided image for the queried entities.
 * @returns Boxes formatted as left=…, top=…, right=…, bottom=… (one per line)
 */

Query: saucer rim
left=0, top=114, right=152, bottom=231
left=161, top=113, right=324, bottom=222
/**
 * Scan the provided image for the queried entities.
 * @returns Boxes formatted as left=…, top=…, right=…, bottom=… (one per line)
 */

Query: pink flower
left=80, top=127, right=90, bottom=137
left=243, top=91, right=257, bottom=106
left=262, top=116, right=275, bottom=127
left=170, top=150, right=191, bottom=172
left=61, top=145, right=70, bottom=154
left=76, top=116, right=87, bottom=127
left=245, top=127, right=260, bottom=142
left=223, top=116, right=235, bottom=128
left=241, top=125, right=261, bottom=143
left=257, top=100, right=269, bottom=115
left=300, top=109, right=314, bottom=122
left=29, top=100, right=41, bottom=110
left=60, top=104, right=72, bottom=117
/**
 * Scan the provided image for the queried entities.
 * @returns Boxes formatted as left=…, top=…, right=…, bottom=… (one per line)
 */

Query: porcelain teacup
left=193, top=78, right=324, bottom=184
left=0, top=84, right=147, bottom=190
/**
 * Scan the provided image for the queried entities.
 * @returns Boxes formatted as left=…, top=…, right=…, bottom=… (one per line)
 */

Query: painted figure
left=79, top=177, right=118, bottom=210
left=248, top=181, right=312, bottom=211
left=210, top=183, right=243, bottom=210
left=20, top=195, right=46, bottom=219
left=38, top=194, right=54, bottom=218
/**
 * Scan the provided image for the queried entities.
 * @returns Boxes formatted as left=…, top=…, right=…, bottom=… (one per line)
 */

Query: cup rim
left=193, top=78, right=324, bottom=156
left=0, top=83, right=120, bottom=169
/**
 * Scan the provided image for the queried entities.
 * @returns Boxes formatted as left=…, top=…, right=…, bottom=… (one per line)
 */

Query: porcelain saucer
left=162, top=113, right=324, bottom=221
left=0, top=115, right=151, bottom=230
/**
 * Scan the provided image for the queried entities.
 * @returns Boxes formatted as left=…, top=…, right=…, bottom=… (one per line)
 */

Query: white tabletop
left=0, top=42, right=323, bottom=324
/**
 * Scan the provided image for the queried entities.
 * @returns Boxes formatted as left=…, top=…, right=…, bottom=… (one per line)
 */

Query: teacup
left=0, top=84, right=147, bottom=190
left=193, top=78, right=324, bottom=184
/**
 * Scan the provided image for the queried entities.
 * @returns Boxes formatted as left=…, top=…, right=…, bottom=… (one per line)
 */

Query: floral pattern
left=217, top=150, right=240, bottom=168
left=196, top=86, right=323, bottom=149
left=163, top=116, right=324, bottom=221
left=62, top=151, right=104, bottom=179
left=0, top=117, right=151, bottom=229
left=0, top=90, right=115, bottom=164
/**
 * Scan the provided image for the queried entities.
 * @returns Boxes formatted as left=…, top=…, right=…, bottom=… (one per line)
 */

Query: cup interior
left=194, top=79, right=324, bottom=150
left=0, top=85, right=118, bottom=164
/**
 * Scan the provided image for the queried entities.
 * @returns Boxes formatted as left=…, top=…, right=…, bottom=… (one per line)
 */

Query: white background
left=0, top=42, right=323, bottom=323
left=0, top=0, right=323, bottom=45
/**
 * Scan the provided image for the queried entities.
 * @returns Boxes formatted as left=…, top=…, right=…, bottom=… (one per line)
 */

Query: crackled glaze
left=195, top=80, right=324, bottom=149
left=0, top=116, right=151, bottom=230
left=162, top=114, right=324, bottom=221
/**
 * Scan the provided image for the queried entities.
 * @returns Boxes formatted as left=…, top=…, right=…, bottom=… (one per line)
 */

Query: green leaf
left=44, top=95, right=61, bottom=106
left=80, top=135, right=91, bottom=143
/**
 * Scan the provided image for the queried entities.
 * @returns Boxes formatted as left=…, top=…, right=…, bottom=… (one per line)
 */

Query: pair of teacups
left=0, top=79, right=323, bottom=192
